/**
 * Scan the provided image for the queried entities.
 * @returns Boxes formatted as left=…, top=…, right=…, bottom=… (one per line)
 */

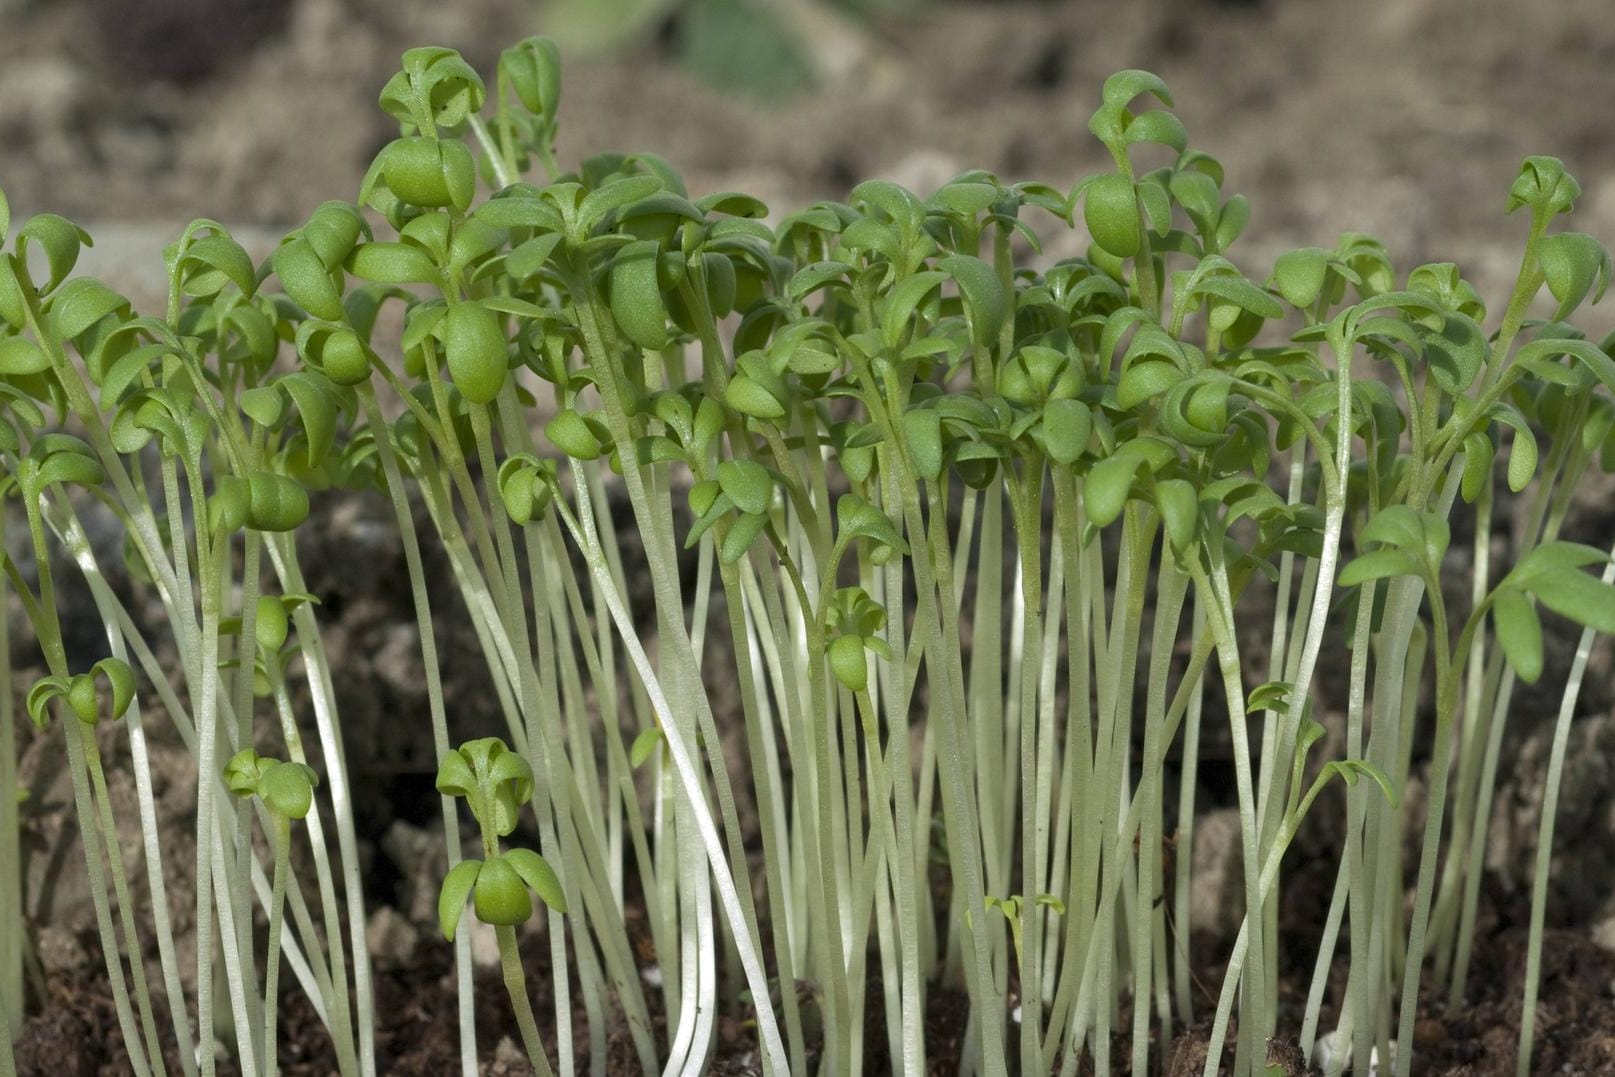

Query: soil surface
left=16, top=910, right=1615, bottom=1074
left=7, top=0, right=1615, bottom=1073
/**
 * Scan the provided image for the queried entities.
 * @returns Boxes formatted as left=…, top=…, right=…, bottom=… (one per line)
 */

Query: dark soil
left=17, top=896, right=1615, bottom=1075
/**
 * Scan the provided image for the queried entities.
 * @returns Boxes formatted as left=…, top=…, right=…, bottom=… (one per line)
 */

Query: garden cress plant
left=2, top=37, right=1614, bottom=1077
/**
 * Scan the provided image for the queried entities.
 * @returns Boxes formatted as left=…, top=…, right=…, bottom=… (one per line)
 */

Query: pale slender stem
left=358, top=388, right=476, bottom=1074
left=552, top=479, right=788, bottom=1071
left=497, top=926, right=557, bottom=1077
left=262, top=818, right=291, bottom=1077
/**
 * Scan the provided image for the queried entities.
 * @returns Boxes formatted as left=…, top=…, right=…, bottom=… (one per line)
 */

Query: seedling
left=436, top=738, right=566, bottom=1077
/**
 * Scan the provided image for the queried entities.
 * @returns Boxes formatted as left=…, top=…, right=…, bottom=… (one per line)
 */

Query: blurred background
left=1, top=0, right=1614, bottom=335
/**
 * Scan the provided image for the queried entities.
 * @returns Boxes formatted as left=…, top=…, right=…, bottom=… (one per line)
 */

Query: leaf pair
left=1337, top=506, right=1450, bottom=589
left=1491, top=542, right=1615, bottom=683
left=436, top=737, right=535, bottom=838
left=26, top=658, right=136, bottom=730
left=825, top=588, right=892, bottom=693
left=437, top=849, right=565, bottom=940
left=224, top=748, right=320, bottom=820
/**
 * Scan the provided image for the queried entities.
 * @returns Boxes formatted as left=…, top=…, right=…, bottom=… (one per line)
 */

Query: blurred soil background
left=6, top=0, right=1615, bottom=1070
left=3, top=0, right=1615, bottom=324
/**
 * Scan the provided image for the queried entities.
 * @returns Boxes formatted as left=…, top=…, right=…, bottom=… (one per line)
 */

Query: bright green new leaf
left=1507, top=156, right=1579, bottom=218
left=1102, top=69, right=1173, bottom=109
left=31, top=447, right=105, bottom=492
left=254, top=594, right=292, bottom=653
left=1083, top=173, right=1141, bottom=259
left=1337, top=548, right=1422, bottom=588
left=17, top=213, right=91, bottom=293
left=347, top=242, right=442, bottom=286
left=1125, top=110, right=1187, bottom=152
left=610, top=239, right=669, bottom=351
left=928, top=181, right=1000, bottom=218
left=1247, top=680, right=1294, bottom=714
left=1041, top=398, right=1091, bottom=465
left=1498, top=412, right=1538, bottom=493
left=1320, top=760, right=1397, bottom=807
left=1492, top=587, right=1544, bottom=683
left=259, top=761, right=318, bottom=820
left=1215, top=196, right=1252, bottom=254
left=49, top=278, right=130, bottom=341
left=940, top=254, right=1008, bottom=348
left=382, top=137, right=476, bottom=213
left=577, top=175, right=664, bottom=235
left=1508, top=541, right=1611, bottom=587
left=1085, top=453, right=1144, bottom=529
left=1358, top=504, right=1449, bottom=570
left=321, top=329, right=374, bottom=387
left=1538, top=231, right=1611, bottom=320
left=443, top=301, right=508, bottom=405
left=829, top=633, right=869, bottom=693
left=902, top=408, right=943, bottom=482
left=282, top=373, right=340, bottom=468
left=438, top=860, right=482, bottom=941
left=1529, top=571, right=1615, bottom=635
left=717, top=458, right=772, bottom=516
left=91, top=657, right=136, bottom=721
left=546, top=409, right=605, bottom=460
left=179, top=233, right=258, bottom=298
left=0, top=338, right=50, bottom=376
left=879, top=270, right=948, bottom=351
left=504, top=848, right=567, bottom=914
left=240, top=386, right=285, bottom=429
left=1117, top=359, right=1180, bottom=410
left=245, top=472, right=310, bottom=533
left=724, top=374, right=785, bottom=420
left=502, top=36, right=561, bottom=118
left=1460, top=431, right=1494, bottom=503
left=1195, top=273, right=1283, bottom=321
left=1270, top=247, right=1331, bottom=310
left=1423, top=313, right=1487, bottom=395
left=224, top=748, right=268, bottom=799
left=1153, top=478, right=1198, bottom=554
left=273, top=238, right=346, bottom=321
left=629, top=727, right=663, bottom=769
left=719, top=509, right=768, bottom=565
left=303, top=202, right=368, bottom=269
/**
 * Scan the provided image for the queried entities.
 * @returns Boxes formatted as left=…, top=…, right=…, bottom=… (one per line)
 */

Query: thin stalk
left=1194, top=556, right=1268, bottom=1077
left=0, top=506, right=17, bottom=1044
left=262, top=817, right=291, bottom=1077
left=1172, top=599, right=1207, bottom=1025
left=1201, top=765, right=1370, bottom=1077
left=79, top=723, right=168, bottom=1069
left=232, top=534, right=263, bottom=1066
left=263, top=535, right=374, bottom=1077
left=565, top=272, right=787, bottom=1070
left=265, top=673, right=358, bottom=1074
left=1303, top=586, right=1377, bottom=1063
left=718, top=558, right=809, bottom=1075
left=1131, top=553, right=1188, bottom=1077
left=551, top=479, right=788, bottom=1071
left=358, top=387, right=474, bottom=1073
left=20, top=492, right=157, bottom=1076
